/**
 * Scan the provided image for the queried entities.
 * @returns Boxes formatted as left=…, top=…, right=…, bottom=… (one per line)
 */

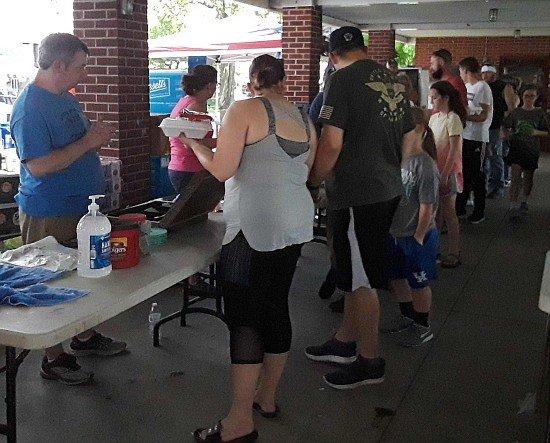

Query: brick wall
left=415, top=36, right=550, bottom=69
left=282, top=7, right=323, bottom=106
left=416, top=36, right=550, bottom=151
left=73, top=0, right=150, bottom=206
left=367, top=31, right=396, bottom=65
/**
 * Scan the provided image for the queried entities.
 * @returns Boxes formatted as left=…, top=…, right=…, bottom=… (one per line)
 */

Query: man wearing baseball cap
left=305, top=26, right=415, bottom=389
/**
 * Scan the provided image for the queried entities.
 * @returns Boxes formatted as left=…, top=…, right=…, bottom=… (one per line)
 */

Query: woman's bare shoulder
left=226, top=98, right=266, bottom=121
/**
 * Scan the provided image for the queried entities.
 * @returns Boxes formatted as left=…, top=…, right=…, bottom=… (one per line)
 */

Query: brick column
left=282, top=6, right=323, bottom=106
left=367, top=30, right=396, bottom=65
left=73, top=0, right=150, bottom=206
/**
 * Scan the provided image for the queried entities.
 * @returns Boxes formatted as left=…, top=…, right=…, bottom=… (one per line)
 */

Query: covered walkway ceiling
left=238, top=0, right=550, bottom=41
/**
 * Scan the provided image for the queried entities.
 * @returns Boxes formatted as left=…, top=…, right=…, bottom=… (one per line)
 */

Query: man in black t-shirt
left=304, top=26, right=415, bottom=389
left=482, top=64, right=510, bottom=198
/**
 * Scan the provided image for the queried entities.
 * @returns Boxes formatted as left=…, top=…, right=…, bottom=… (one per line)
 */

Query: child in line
left=501, top=84, right=549, bottom=220
left=428, top=80, right=466, bottom=268
left=384, top=107, right=440, bottom=347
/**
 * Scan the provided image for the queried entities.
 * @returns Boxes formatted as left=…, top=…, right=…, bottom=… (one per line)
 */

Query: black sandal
left=253, top=401, right=280, bottom=418
left=193, top=421, right=258, bottom=443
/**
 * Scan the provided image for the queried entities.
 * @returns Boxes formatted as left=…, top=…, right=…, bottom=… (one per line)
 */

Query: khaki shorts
left=19, top=209, right=80, bottom=245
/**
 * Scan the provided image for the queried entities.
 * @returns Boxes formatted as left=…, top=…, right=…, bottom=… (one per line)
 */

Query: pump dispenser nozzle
left=88, top=194, right=105, bottom=214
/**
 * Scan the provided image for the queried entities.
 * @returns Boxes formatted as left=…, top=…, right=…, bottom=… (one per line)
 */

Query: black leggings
left=219, top=232, right=302, bottom=365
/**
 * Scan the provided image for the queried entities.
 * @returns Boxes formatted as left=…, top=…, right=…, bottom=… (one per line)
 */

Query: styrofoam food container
left=159, top=117, right=213, bottom=138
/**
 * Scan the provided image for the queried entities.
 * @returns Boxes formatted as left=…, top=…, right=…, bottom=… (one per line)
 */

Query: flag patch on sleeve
left=319, top=105, right=334, bottom=120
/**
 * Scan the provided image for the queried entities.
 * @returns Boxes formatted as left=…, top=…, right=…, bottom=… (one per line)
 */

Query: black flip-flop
left=193, top=421, right=258, bottom=443
left=252, top=402, right=280, bottom=418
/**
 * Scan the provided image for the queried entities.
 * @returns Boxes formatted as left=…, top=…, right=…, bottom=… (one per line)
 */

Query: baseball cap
left=481, top=65, right=497, bottom=73
left=329, top=26, right=365, bottom=53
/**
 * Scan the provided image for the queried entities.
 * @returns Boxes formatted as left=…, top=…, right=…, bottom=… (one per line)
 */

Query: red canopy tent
left=148, top=16, right=282, bottom=61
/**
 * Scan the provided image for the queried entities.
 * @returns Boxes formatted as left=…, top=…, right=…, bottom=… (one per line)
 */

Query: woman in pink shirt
left=428, top=80, right=467, bottom=268
left=168, top=65, right=218, bottom=193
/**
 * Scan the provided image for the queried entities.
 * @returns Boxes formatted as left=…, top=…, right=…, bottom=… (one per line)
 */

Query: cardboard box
left=0, top=172, right=18, bottom=204
left=100, top=157, right=122, bottom=180
left=0, top=203, right=19, bottom=235
left=111, top=170, right=224, bottom=231
left=104, top=177, right=122, bottom=194
left=99, top=193, right=120, bottom=214
left=150, top=115, right=171, bottom=157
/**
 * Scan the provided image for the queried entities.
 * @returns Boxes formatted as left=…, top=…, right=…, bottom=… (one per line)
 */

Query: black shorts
left=330, top=197, right=400, bottom=292
left=504, top=144, right=539, bottom=171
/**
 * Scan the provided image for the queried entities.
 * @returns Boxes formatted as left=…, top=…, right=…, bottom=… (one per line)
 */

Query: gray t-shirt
left=390, top=152, right=440, bottom=238
left=319, top=59, right=414, bottom=209
left=502, top=107, right=549, bottom=156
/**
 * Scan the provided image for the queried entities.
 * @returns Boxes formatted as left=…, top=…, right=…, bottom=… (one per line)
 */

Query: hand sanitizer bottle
left=77, top=194, right=112, bottom=278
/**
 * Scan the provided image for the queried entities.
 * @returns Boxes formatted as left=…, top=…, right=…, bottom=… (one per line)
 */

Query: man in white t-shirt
left=455, top=57, right=493, bottom=224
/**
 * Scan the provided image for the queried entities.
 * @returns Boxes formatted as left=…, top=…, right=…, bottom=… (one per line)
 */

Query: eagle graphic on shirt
left=366, top=69, right=406, bottom=122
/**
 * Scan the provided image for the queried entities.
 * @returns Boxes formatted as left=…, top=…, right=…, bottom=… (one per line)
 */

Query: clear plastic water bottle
left=149, top=302, right=161, bottom=340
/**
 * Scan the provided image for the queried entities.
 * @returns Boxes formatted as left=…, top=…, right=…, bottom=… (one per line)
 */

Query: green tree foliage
left=149, top=0, right=190, bottom=39
left=395, top=42, right=416, bottom=67
left=197, top=0, right=240, bottom=19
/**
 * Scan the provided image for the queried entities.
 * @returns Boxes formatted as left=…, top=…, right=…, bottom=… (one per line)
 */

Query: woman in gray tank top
left=180, top=54, right=317, bottom=443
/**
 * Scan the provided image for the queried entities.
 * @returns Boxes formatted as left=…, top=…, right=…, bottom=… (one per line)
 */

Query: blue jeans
left=485, top=129, right=505, bottom=194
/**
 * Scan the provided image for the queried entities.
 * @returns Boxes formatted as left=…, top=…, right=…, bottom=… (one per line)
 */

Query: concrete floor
left=6, top=155, right=550, bottom=443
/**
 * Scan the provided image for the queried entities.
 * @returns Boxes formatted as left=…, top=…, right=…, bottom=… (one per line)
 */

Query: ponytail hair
left=181, top=64, right=217, bottom=96
left=410, top=107, right=437, bottom=161
left=249, top=54, right=285, bottom=91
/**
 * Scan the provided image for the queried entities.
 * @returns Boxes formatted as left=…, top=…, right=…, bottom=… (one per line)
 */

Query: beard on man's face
left=431, top=68, right=443, bottom=80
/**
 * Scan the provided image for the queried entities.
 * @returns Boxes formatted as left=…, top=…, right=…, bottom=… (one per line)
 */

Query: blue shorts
left=387, top=228, right=439, bottom=289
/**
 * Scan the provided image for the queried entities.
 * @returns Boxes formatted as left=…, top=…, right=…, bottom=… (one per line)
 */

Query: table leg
left=543, top=315, right=550, bottom=443
left=5, top=347, right=17, bottom=443
left=0, top=347, right=29, bottom=443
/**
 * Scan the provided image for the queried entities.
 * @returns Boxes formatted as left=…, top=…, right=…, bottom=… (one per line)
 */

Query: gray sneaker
left=394, top=323, right=433, bottom=347
left=40, top=353, right=94, bottom=385
left=519, top=202, right=529, bottom=214
left=70, top=332, right=127, bottom=357
left=509, top=208, right=520, bottom=221
left=379, top=314, right=414, bottom=334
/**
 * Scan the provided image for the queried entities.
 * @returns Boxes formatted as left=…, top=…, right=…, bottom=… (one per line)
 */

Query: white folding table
left=0, top=214, right=225, bottom=442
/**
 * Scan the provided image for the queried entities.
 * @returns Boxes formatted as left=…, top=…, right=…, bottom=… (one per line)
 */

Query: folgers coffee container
left=110, top=221, right=140, bottom=269
left=118, top=213, right=151, bottom=255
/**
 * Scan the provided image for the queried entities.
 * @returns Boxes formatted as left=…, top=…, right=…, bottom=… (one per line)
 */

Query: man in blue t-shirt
left=10, top=33, right=126, bottom=385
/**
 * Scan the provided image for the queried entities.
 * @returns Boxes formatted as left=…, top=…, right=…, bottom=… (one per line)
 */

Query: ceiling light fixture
left=489, top=8, right=498, bottom=22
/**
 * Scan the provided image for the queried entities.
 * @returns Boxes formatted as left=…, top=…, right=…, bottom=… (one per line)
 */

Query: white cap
left=481, top=65, right=497, bottom=73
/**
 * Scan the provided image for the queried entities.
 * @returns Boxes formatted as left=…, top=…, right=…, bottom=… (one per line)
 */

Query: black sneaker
left=40, top=353, right=94, bottom=385
left=323, top=356, right=385, bottom=390
left=467, top=213, right=485, bottom=224
left=318, top=267, right=337, bottom=299
left=70, top=332, right=127, bottom=357
left=519, top=202, right=529, bottom=214
left=329, top=296, right=344, bottom=313
left=305, top=337, right=357, bottom=364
